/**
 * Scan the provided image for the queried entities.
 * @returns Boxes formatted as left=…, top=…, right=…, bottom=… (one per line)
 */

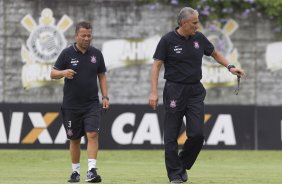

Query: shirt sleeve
left=53, top=49, right=67, bottom=70
left=98, top=50, right=107, bottom=74
left=153, top=36, right=167, bottom=62
left=202, top=34, right=215, bottom=56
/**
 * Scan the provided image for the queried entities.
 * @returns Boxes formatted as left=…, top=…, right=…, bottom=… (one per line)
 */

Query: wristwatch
left=227, top=64, right=236, bottom=71
left=102, top=96, right=109, bottom=101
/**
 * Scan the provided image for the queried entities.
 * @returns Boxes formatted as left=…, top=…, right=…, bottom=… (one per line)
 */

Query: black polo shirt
left=153, top=28, right=214, bottom=84
left=54, top=43, right=106, bottom=110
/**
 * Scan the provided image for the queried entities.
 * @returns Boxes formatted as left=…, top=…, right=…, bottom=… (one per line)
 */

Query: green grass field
left=0, top=150, right=282, bottom=184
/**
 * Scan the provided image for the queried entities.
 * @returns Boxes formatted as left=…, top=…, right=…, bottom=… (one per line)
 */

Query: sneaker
left=85, top=168, right=102, bottom=183
left=68, top=171, right=80, bottom=183
left=170, top=178, right=184, bottom=184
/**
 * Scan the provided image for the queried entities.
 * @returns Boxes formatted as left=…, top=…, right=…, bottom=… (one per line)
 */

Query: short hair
left=75, top=21, right=92, bottom=34
left=177, top=7, right=199, bottom=26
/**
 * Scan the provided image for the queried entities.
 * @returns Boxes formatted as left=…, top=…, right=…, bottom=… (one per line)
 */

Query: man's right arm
left=148, top=59, right=163, bottom=110
left=50, top=49, right=77, bottom=80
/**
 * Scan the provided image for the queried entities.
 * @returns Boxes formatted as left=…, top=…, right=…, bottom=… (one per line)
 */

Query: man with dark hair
left=148, top=7, right=245, bottom=184
left=51, top=21, right=109, bottom=183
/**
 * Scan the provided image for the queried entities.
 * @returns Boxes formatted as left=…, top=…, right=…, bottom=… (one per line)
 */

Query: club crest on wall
left=201, top=19, right=242, bottom=89
left=21, top=8, right=73, bottom=89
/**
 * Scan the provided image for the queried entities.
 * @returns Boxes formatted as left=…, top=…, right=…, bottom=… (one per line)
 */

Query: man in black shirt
left=51, top=21, right=109, bottom=183
left=148, top=7, right=245, bottom=184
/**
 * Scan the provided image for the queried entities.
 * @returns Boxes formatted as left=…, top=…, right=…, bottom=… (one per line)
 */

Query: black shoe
left=181, top=169, right=188, bottom=182
left=170, top=178, right=184, bottom=184
left=68, top=171, right=80, bottom=183
left=85, top=168, right=102, bottom=183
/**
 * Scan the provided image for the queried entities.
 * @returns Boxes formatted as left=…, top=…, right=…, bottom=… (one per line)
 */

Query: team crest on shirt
left=193, top=41, right=200, bottom=49
left=170, top=100, right=177, bottom=108
left=91, top=56, right=97, bottom=63
left=67, top=129, right=73, bottom=137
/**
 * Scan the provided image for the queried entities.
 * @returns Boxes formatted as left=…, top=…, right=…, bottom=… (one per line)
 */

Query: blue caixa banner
left=0, top=103, right=281, bottom=150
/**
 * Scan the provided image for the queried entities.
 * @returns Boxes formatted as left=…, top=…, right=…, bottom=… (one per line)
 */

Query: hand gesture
left=63, top=69, right=77, bottom=79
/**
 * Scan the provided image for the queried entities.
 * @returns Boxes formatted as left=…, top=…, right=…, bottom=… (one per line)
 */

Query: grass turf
left=0, top=150, right=282, bottom=184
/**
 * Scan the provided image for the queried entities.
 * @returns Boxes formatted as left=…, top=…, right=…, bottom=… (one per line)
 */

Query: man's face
left=183, top=14, right=199, bottom=36
left=75, top=28, right=92, bottom=50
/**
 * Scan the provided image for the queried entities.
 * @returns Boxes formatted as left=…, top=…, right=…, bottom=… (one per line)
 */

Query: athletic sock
left=72, top=163, right=80, bottom=174
left=88, top=159, right=97, bottom=170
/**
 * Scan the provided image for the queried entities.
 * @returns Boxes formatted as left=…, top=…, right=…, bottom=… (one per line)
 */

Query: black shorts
left=61, top=103, right=102, bottom=140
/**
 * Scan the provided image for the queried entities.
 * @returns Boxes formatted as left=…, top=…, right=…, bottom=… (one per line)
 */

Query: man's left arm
left=211, top=49, right=245, bottom=77
left=98, top=73, right=109, bottom=109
